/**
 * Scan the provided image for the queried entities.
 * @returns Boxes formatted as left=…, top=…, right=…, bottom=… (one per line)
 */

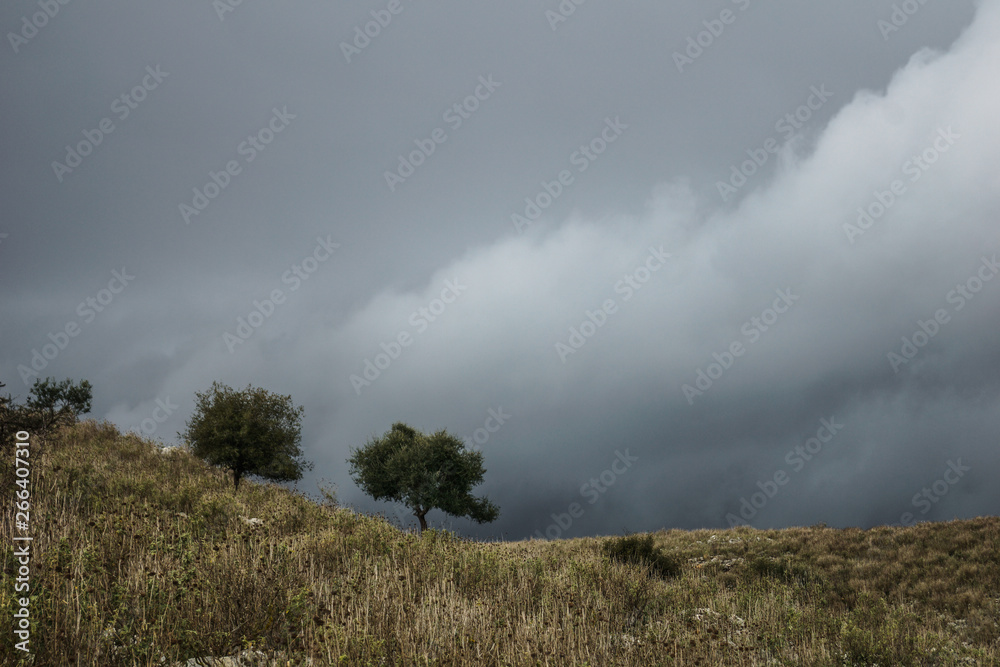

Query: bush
left=745, top=555, right=826, bottom=592
left=602, top=533, right=682, bottom=579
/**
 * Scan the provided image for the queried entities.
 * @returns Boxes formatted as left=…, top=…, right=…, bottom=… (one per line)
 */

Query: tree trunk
left=416, top=509, right=428, bottom=532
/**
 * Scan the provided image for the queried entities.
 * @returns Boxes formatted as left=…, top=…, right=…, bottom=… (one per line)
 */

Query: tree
left=179, top=382, right=312, bottom=491
left=1, top=377, right=92, bottom=442
left=0, top=380, right=11, bottom=441
left=0, top=380, right=17, bottom=453
left=24, top=377, right=93, bottom=431
left=348, top=422, right=500, bottom=532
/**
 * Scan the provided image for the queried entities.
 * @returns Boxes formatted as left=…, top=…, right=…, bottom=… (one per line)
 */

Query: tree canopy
left=348, top=422, right=500, bottom=532
left=25, top=377, right=93, bottom=428
left=1, top=377, right=92, bottom=443
left=179, top=382, right=312, bottom=491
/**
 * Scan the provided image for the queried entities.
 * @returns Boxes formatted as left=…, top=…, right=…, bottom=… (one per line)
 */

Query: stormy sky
left=2, top=0, right=998, bottom=540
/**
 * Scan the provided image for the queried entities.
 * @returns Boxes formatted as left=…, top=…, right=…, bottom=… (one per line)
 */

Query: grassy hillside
left=1, top=421, right=998, bottom=666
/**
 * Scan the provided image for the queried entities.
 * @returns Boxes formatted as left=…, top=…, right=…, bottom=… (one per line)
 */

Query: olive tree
left=348, top=422, right=500, bottom=532
left=180, top=382, right=312, bottom=491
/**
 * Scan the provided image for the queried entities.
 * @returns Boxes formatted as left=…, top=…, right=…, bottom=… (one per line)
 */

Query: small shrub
left=840, top=621, right=901, bottom=666
left=602, top=533, right=682, bottom=579
left=197, top=493, right=234, bottom=531
left=317, top=478, right=339, bottom=508
left=746, top=555, right=824, bottom=590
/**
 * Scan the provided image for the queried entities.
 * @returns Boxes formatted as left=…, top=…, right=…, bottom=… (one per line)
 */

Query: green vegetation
left=179, top=382, right=312, bottom=491
left=602, top=532, right=682, bottom=580
left=0, top=377, right=92, bottom=445
left=348, top=422, right=500, bottom=532
left=0, top=420, right=998, bottom=665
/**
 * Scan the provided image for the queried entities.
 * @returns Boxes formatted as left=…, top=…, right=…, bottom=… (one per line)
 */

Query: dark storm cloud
left=1, top=0, right=996, bottom=540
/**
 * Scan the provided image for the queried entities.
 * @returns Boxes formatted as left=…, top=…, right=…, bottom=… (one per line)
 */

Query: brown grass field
left=1, top=420, right=998, bottom=666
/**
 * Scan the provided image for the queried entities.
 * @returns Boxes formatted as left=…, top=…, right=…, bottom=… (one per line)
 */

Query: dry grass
left=1, top=420, right=998, bottom=665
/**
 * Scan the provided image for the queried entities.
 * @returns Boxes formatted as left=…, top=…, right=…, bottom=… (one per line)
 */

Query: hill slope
left=1, top=421, right=998, bottom=665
